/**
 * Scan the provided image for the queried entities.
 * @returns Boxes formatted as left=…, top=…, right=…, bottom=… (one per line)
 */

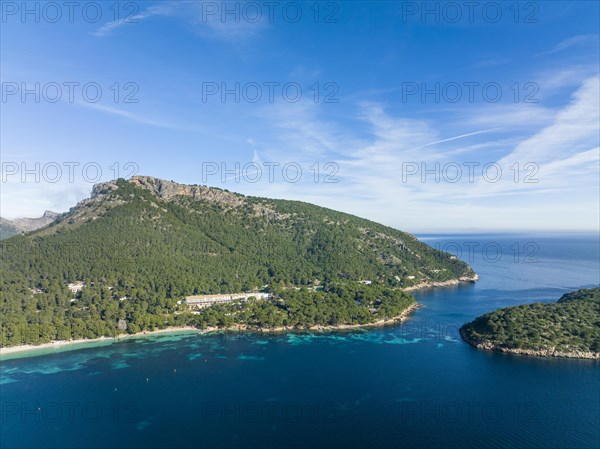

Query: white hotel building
left=184, top=292, right=272, bottom=309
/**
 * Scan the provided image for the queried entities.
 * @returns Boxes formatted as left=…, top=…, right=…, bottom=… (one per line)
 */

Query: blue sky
left=1, top=1, right=599, bottom=232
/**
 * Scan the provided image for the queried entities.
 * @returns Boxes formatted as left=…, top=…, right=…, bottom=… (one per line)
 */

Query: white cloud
left=497, top=75, right=599, bottom=165
left=237, top=75, right=599, bottom=231
left=4, top=65, right=598, bottom=232
left=0, top=181, right=91, bottom=219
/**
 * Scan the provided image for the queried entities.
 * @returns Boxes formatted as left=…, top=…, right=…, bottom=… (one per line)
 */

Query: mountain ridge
left=0, top=210, right=61, bottom=239
left=0, top=175, right=477, bottom=346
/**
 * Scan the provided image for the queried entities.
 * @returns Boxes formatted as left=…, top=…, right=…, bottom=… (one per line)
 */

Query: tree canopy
left=0, top=177, right=472, bottom=347
left=460, top=288, right=600, bottom=354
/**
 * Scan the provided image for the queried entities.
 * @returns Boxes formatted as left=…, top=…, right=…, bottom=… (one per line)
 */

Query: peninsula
left=460, top=288, right=600, bottom=359
left=0, top=176, right=477, bottom=349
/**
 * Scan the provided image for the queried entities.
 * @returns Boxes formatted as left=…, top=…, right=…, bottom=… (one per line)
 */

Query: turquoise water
left=1, top=234, right=598, bottom=448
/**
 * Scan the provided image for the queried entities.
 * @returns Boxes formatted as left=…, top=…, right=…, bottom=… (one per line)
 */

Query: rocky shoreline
left=217, top=302, right=421, bottom=334
left=402, top=274, right=479, bottom=292
left=459, top=328, right=600, bottom=360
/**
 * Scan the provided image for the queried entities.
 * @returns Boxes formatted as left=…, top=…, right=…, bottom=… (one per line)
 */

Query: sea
left=1, top=233, right=599, bottom=449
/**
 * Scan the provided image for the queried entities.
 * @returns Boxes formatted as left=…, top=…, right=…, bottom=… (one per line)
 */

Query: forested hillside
left=460, top=288, right=600, bottom=358
left=0, top=176, right=475, bottom=346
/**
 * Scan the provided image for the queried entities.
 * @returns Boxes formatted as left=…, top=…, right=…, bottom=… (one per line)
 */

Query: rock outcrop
left=129, top=176, right=244, bottom=206
left=403, top=274, right=479, bottom=292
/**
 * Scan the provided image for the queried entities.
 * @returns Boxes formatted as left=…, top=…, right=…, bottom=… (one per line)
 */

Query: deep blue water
left=1, top=234, right=599, bottom=449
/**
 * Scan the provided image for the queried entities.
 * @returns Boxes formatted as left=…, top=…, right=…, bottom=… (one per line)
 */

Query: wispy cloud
left=0, top=179, right=92, bottom=219
left=497, top=75, right=599, bottom=165
left=77, top=102, right=174, bottom=128
left=191, top=14, right=267, bottom=42
left=92, top=3, right=178, bottom=37
left=460, top=103, right=556, bottom=129
left=237, top=73, right=599, bottom=231
left=537, top=34, right=599, bottom=56
left=93, top=2, right=267, bottom=41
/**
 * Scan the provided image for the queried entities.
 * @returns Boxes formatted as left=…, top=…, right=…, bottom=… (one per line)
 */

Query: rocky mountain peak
left=127, top=175, right=244, bottom=206
left=43, top=210, right=60, bottom=219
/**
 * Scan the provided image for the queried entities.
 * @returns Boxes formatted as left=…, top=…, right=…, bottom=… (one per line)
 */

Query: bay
left=1, top=233, right=598, bottom=449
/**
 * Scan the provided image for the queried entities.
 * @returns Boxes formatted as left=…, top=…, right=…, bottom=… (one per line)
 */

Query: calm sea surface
left=1, top=234, right=599, bottom=449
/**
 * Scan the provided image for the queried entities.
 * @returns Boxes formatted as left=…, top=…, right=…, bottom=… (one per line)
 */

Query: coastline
left=458, top=328, right=600, bottom=360
left=0, top=326, right=201, bottom=360
left=219, top=301, right=421, bottom=334
left=0, top=303, right=421, bottom=360
left=402, top=274, right=479, bottom=292
left=1, top=273, right=475, bottom=360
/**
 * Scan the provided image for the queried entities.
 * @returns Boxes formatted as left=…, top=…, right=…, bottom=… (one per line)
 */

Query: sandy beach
left=0, top=271, right=476, bottom=360
left=0, top=304, right=421, bottom=359
left=0, top=326, right=201, bottom=359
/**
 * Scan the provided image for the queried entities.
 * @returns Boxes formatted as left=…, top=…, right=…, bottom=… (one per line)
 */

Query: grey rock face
left=0, top=210, right=61, bottom=234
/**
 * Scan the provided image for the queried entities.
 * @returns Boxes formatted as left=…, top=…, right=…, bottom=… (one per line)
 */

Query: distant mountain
left=0, top=176, right=477, bottom=346
left=0, top=219, right=19, bottom=240
left=0, top=210, right=61, bottom=239
left=460, top=288, right=600, bottom=359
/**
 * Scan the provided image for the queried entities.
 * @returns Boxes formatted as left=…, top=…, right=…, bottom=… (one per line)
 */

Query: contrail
left=403, top=128, right=500, bottom=154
